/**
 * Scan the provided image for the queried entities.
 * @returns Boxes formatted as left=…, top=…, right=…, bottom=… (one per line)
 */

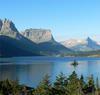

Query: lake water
left=0, top=56, right=100, bottom=88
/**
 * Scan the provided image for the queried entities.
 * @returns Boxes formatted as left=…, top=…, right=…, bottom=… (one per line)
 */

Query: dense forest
left=0, top=71, right=100, bottom=95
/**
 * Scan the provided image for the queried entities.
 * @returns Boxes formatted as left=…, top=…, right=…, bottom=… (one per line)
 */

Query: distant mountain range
left=0, top=19, right=72, bottom=57
left=1, top=18, right=100, bottom=57
left=60, top=37, right=100, bottom=51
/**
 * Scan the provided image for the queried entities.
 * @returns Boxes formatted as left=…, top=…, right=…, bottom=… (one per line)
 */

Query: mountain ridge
left=0, top=19, right=72, bottom=57
left=21, top=28, right=54, bottom=43
left=60, top=37, right=100, bottom=51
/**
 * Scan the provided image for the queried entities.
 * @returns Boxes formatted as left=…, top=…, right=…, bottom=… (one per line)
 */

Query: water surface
left=0, top=56, right=100, bottom=87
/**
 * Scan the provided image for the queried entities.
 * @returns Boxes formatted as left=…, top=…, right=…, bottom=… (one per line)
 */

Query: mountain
left=0, top=19, right=43, bottom=57
left=60, top=37, right=100, bottom=52
left=21, top=29, right=54, bottom=43
left=0, top=19, right=72, bottom=57
left=21, top=29, right=72, bottom=55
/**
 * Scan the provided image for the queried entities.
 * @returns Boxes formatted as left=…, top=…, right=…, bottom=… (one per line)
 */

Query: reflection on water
left=0, top=56, right=100, bottom=87
left=0, top=62, right=52, bottom=87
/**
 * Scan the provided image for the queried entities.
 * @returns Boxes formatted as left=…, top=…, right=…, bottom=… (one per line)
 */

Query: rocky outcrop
left=1, top=19, right=18, bottom=32
left=0, top=19, right=21, bottom=39
left=21, top=29, right=54, bottom=43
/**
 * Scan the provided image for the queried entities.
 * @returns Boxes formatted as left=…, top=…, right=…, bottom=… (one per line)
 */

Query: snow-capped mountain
left=60, top=37, right=100, bottom=51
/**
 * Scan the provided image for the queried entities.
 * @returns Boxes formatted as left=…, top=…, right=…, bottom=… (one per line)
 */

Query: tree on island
left=71, top=60, right=78, bottom=66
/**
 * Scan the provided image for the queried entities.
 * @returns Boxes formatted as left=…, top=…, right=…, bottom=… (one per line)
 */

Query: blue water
left=0, top=56, right=100, bottom=87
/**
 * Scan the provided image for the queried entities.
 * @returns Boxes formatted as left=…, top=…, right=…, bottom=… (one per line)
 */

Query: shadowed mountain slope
left=0, top=19, right=72, bottom=57
left=0, top=19, right=42, bottom=57
left=21, top=29, right=72, bottom=55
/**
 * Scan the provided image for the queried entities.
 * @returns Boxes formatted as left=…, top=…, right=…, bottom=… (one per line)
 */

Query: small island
left=71, top=60, right=78, bottom=66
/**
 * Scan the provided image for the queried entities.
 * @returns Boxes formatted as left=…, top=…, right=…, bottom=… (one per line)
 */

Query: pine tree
left=11, top=77, right=22, bottom=94
left=67, top=71, right=79, bottom=95
left=53, top=72, right=67, bottom=95
left=33, top=74, right=52, bottom=95
left=95, top=77, right=99, bottom=95
left=78, top=75, right=85, bottom=95
left=88, top=74, right=95, bottom=95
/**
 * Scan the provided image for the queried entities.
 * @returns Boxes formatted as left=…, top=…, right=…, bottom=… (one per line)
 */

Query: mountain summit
left=60, top=37, right=100, bottom=51
left=86, top=37, right=93, bottom=44
left=0, top=19, right=18, bottom=33
left=87, top=37, right=91, bottom=41
left=0, top=19, right=21, bottom=39
left=21, top=29, right=54, bottom=43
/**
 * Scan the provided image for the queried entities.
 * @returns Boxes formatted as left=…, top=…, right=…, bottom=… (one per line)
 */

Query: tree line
left=0, top=71, right=100, bottom=95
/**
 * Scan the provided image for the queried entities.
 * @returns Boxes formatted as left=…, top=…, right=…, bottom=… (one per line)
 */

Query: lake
left=0, top=56, right=100, bottom=88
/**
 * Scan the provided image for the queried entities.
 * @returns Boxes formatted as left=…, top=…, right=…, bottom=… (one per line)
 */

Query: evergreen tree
left=53, top=72, right=67, bottom=95
left=88, top=74, right=95, bottom=95
left=11, top=77, right=22, bottom=95
left=79, top=75, right=84, bottom=95
left=77, top=81, right=84, bottom=95
left=96, top=77, right=99, bottom=90
left=2, top=79, right=12, bottom=94
left=0, top=72, right=100, bottom=95
left=95, top=77, right=99, bottom=95
left=80, top=75, right=84, bottom=86
left=67, top=71, right=79, bottom=95
left=0, top=90, right=3, bottom=95
left=33, top=74, right=52, bottom=95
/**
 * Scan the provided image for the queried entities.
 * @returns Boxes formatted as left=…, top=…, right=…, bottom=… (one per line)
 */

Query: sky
left=0, top=0, right=100, bottom=41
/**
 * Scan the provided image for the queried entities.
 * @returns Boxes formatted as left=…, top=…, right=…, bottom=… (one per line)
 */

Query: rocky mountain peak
left=60, top=37, right=100, bottom=51
left=21, top=28, right=55, bottom=43
left=0, top=19, right=21, bottom=39
left=0, top=19, right=18, bottom=34
left=2, top=18, right=11, bottom=24
left=87, top=37, right=92, bottom=41
left=86, top=37, right=97, bottom=45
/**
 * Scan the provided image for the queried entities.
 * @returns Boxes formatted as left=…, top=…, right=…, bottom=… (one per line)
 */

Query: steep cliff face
left=21, top=29, right=54, bottom=43
left=0, top=19, right=22, bottom=39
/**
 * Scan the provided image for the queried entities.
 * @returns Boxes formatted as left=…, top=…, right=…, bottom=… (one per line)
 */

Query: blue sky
left=0, top=0, right=100, bottom=41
